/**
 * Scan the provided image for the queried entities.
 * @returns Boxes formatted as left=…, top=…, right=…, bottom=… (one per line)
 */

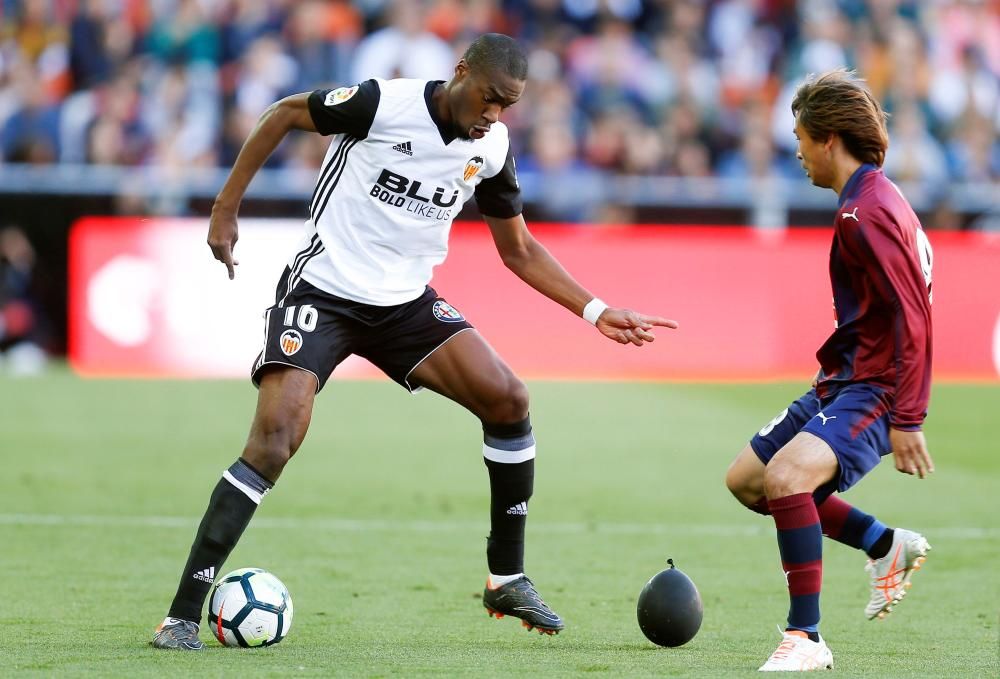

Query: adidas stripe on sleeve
left=307, top=79, right=381, bottom=139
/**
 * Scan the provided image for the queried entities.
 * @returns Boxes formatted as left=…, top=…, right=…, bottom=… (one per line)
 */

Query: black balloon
left=636, top=559, right=703, bottom=647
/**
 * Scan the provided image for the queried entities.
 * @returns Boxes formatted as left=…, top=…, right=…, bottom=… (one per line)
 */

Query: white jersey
left=284, top=78, right=521, bottom=306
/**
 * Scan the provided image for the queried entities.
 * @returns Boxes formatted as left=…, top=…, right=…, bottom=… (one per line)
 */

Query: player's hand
left=595, top=308, right=678, bottom=346
left=889, top=427, right=934, bottom=478
left=208, top=206, right=240, bottom=279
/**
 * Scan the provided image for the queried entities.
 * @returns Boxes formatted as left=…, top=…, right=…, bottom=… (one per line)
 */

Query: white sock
left=488, top=572, right=524, bottom=588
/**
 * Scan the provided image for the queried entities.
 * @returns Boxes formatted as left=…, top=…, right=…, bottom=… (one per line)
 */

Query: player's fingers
left=894, top=453, right=913, bottom=475
left=916, top=448, right=933, bottom=478
left=217, top=249, right=233, bottom=278
left=217, top=250, right=236, bottom=280
left=642, top=315, right=679, bottom=329
left=620, top=329, right=641, bottom=345
left=634, top=327, right=656, bottom=343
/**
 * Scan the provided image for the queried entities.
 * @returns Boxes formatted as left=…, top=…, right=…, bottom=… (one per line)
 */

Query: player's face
left=794, top=118, right=833, bottom=188
left=450, top=61, right=525, bottom=140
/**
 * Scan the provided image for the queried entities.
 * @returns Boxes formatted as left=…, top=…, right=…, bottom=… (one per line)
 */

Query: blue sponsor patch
left=432, top=300, right=465, bottom=323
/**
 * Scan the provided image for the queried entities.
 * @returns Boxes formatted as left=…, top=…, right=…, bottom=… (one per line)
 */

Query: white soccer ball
left=208, top=567, right=293, bottom=647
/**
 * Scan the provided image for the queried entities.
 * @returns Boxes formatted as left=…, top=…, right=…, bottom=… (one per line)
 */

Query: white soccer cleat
left=865, top=528, right=930, bottom=620
left=758, top=630, right=834, bottom=672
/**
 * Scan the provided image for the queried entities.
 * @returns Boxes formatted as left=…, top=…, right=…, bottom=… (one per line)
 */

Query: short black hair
left=463, top=33, right=527, bottom=81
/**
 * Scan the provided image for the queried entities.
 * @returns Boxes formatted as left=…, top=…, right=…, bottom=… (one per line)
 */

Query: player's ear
left=454, top=59, right=470, bottom=80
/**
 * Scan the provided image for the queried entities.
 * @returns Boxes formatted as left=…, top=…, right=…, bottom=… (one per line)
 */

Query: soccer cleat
left=865, top=528, right=930, bottom=620
left=482, top=576, right=564, bottom=634
left=151, top=617, right=205, bottom=650
left=758, top=630, right=834, bottom=672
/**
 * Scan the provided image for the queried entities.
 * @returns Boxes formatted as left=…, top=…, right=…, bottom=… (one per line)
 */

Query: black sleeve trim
left=475, top=143, right=523, bottom=218
left=307, top=79, right=380, bottom=138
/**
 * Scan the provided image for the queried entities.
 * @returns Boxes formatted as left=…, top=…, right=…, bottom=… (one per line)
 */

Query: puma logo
left=841, top=207, right=859, bottom=222
left=816, top=412, right=837, bottom=425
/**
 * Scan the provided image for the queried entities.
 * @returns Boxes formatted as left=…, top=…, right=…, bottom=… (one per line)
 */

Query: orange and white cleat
left=758, top=630, right=833, bottom=672
left=865, top=528, right=931, bottom=620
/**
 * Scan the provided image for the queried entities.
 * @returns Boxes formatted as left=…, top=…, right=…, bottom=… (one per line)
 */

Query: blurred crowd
left=0, top=0, right=997, bottom=198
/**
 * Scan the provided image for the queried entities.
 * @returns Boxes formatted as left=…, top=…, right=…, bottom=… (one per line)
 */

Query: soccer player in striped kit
left=725, top=70, right=934, bottom=671
left=151, top=33, right=677, bottom=650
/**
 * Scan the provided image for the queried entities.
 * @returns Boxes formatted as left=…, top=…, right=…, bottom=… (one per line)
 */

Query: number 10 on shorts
left=283, top=304, right=318, bottom=332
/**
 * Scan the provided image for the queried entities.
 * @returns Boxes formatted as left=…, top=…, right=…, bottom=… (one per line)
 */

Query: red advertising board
left=69, top=217, right=1000, bottom=382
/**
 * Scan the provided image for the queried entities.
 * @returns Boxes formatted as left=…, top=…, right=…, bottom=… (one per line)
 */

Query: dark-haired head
left=442, top=34, right=527, bottom=140
left=463, top=33, right=528, bottom=81
left=791, top=69, right=889, bottom=167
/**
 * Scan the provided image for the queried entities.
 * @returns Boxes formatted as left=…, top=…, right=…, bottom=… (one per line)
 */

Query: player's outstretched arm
left=889, top=427, right=934, bottom=479
left=208, top=93, right=319, bottom=279
left=484, top=214, right=678, bottom=346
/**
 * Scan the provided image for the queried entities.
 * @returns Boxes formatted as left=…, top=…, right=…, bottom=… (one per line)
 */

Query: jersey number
left=758, top=408, right=789, bottom=437
left=283, top=304, right=318, bottom=332
left=915, top=228, right=933, bottom=303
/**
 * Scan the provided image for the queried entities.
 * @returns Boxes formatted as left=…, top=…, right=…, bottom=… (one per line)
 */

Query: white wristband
left=582, top=298, right=608, bottom=325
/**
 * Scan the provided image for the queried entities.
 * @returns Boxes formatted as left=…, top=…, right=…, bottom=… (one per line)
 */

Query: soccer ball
left=208, top=567, right=293, bottom=647
left=636, top=558, right=703, bottom=647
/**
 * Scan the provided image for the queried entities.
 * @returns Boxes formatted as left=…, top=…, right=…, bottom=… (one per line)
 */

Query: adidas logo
left=506, top=502, right=528, bottom=516
left=192, top=567, right=215, bottom=583
left=392, top=141, right=413, bottom=156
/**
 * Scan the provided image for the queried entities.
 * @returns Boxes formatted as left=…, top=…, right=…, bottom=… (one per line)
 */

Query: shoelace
left=519, top=580, right=549, bottom=606
left=165, top=621, right=198, bottom=638
left=769, top=637, right=798, bottom=661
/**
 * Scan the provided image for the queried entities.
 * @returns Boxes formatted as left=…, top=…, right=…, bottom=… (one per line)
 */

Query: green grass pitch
left=2, top=371, right=997, bottom=677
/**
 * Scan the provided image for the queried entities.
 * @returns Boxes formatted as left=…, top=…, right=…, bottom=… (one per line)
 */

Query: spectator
left=0, top=62, right=60, bottom=162
left=0, top=225, right=48, bottom=375
left=882, top=103, right=949, bottom=186
left=350, top=0, right=454, bottom=82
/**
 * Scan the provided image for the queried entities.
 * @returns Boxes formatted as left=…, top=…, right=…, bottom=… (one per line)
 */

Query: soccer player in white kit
left=153, top=33, right=677, bottom=650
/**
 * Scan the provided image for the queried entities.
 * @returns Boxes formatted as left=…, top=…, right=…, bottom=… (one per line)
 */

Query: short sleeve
left=307, top=79, right=380, bottom=138
left=474, top=143, right=523, bottom=219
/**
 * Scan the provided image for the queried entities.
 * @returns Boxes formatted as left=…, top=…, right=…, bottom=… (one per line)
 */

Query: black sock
left=867, top=527, right=895, bottom=560
left=786, top=628, right=822, bottom=643
left=483, top=418, right=535, bottom=576
left=167, top=459, right=273, bottom=622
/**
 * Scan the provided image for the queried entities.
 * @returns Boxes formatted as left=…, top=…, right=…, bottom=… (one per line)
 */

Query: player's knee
left=726, top=472, right=765, bottom=510
left=505, top=378, right=530, bottom=420
left=762, top=461, right=805, bottom=500
left=478, top=374, right=529, bottom=423
left=243, top=415, right=303, bottom=479
left=724, top=462, right=751, bottom=503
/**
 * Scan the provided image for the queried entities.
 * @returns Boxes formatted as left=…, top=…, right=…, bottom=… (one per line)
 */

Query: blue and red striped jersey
left=815, top=164, right=933, bottom=430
